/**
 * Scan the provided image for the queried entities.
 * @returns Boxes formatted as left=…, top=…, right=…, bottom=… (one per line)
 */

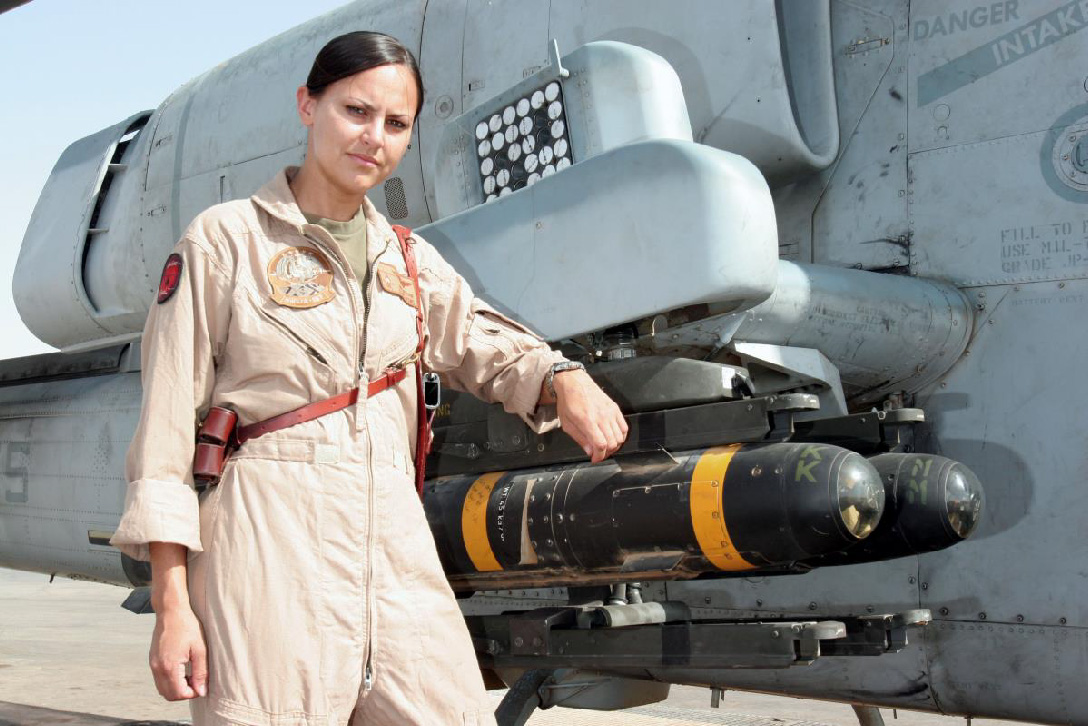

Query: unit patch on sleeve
left=375, top=263, right=418, bottom=308
left=157, top=253, right=184, bottom=304
left=267, top=246, right=336, bottom=308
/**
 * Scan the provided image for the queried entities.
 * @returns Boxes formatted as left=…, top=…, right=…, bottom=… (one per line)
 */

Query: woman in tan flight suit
left=110, top=31, right=628, bottom=726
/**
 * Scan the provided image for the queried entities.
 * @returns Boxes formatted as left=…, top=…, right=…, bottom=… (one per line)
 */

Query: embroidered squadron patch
left=375, top=262, right=418, bottom=308
left=157, top=253, right=183, bottom=304
left=267, top=246, right=336, bottom=308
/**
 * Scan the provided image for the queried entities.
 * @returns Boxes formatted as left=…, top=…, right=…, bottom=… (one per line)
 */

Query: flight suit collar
left=250, top=167, right=308, bottom=228
left=251, top=167, right=396, bottom=263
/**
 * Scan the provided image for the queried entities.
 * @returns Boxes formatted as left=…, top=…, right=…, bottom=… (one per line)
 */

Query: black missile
left=424, top=442, right=884, bottom=591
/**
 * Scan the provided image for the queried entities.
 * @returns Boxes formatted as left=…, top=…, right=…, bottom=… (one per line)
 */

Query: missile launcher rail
left=471, top=605, right=930, bottom=671
left=485, top=604, right=931, bottom=726
left=427, top=356, right=925, bottom=481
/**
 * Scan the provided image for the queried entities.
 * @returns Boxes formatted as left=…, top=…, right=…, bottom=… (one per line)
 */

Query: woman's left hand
left=552, top=369, right=628, bottom=462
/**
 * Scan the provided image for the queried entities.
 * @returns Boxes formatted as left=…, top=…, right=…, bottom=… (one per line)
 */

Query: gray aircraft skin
left=1, top=1, right=1085, bottom=724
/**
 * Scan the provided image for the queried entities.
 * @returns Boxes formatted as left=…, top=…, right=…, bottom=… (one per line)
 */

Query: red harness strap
left=232, top=366, right=407, bottom=447
left=237, top=389, right=359, bottom=445
left=391, top=224, right=431, bottom=498
left=366, top=366, right=409, bottom=398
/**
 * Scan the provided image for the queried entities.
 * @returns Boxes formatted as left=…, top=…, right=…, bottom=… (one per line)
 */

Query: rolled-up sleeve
left=414, top=236, right=565, bottom=433
left=110, top=236, right=230, bottom=561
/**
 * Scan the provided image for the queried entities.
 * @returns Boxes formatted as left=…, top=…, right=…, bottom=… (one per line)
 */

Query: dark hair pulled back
left=306, top=31, right=425, bottom=117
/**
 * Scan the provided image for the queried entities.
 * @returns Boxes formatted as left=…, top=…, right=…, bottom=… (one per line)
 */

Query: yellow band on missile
left=462, top=471, right=505, bottom=572
left=690, top=444, right=755, bottom=571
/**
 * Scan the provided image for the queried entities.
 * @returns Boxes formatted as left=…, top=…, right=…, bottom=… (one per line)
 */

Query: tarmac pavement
left=0, top=568, right=1025, bottom=726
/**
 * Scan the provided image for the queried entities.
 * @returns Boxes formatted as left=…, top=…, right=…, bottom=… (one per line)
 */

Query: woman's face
left=296, top=63, right=418, bottom=197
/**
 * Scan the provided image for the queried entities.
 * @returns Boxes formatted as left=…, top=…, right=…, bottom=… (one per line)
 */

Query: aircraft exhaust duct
left=424, top=442, right=885, bottom=592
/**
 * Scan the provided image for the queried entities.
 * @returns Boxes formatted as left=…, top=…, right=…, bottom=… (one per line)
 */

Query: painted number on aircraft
left=2, top=442, right=31, bottom=504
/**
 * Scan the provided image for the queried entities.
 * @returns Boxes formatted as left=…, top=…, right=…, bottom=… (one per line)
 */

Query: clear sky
left=0, top=0, right=350, bottom=359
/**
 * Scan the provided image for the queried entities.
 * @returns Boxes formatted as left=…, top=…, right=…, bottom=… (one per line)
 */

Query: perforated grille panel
left=474, top=80, right=572, bottom=203
left=384, top=176, right=409, bottom=219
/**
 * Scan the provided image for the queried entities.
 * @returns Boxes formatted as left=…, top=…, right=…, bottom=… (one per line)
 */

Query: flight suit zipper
left=304, top=224, right=384, bottom=696
left=359, top=243, right=380, bottom=693
left=360, top=256, right=375, bottom=366
left=300, top=227, right=375, bottom=691
left=356, top=269, right=375, bottom=380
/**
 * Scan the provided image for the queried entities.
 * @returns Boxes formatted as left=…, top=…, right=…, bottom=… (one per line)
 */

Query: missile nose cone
left=944, top=463, right=984, bottom=540
left=806, top=453, right=986, bottom=569
left=836, top=454, right=885, bottom=540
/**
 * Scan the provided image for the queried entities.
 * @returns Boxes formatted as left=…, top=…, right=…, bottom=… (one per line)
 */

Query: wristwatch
left=546, top=360, right=586, bottom=398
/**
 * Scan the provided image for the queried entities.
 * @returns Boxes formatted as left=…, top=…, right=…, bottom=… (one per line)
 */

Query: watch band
left=547, top=360, right=586, bottom=398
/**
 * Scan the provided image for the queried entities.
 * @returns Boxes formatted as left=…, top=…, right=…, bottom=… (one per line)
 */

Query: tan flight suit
left=110, top=168, right=565, bottom=725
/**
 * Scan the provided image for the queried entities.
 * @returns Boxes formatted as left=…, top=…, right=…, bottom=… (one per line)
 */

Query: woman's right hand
left=148, top=541, right=206, bottom=700
left=150, top=606, right=208, bottom=700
